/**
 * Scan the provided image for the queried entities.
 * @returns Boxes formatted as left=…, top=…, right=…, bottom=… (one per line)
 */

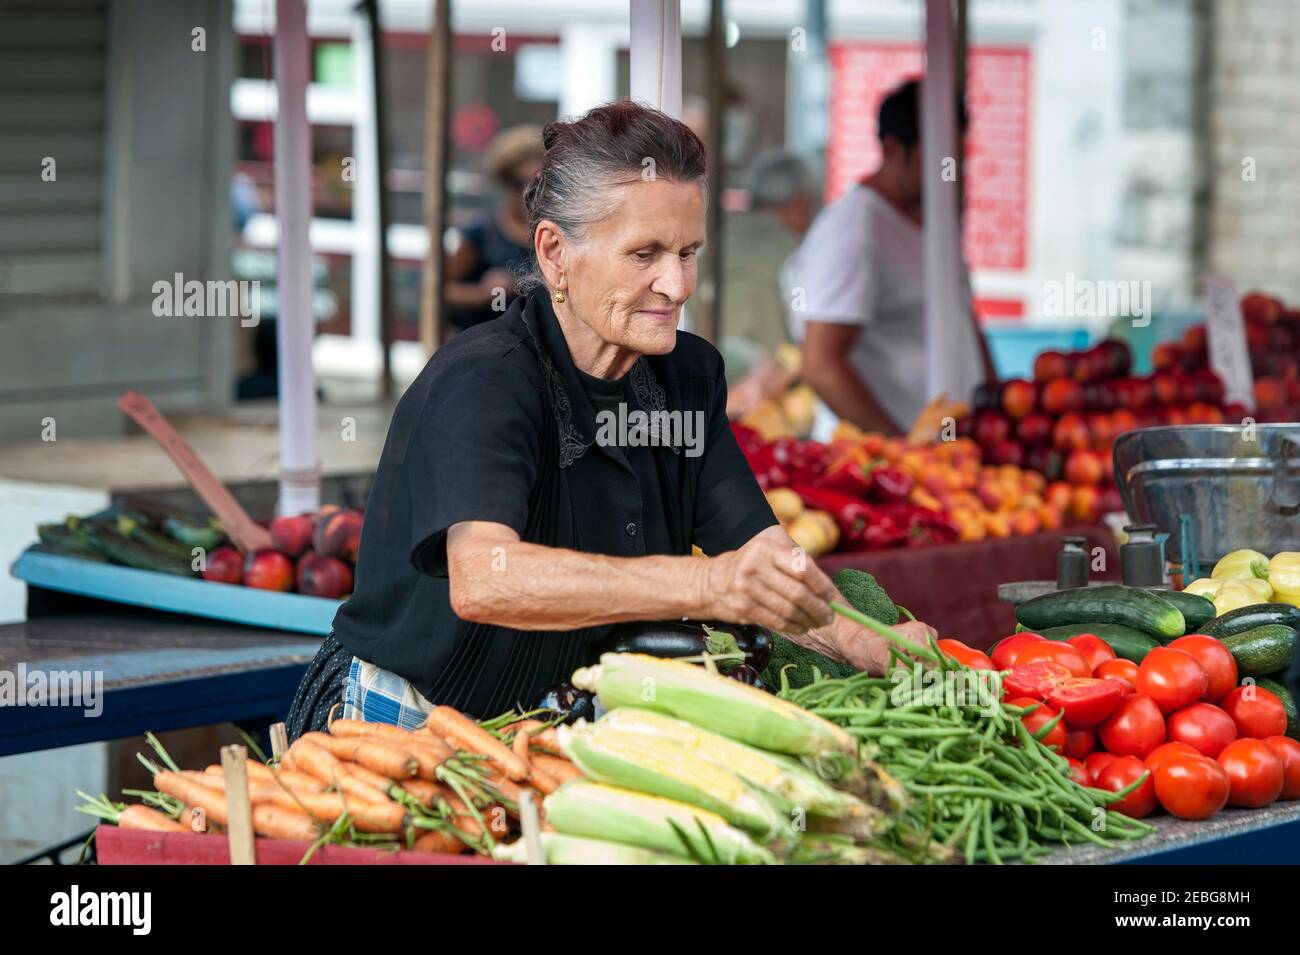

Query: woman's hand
left=836, top=619, right=938, bottom=674
left=703, top=526, right=838, bottom=635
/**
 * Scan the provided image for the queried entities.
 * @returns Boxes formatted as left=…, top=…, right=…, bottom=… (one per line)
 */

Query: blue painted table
left=0, top=607, right=319, bottom=757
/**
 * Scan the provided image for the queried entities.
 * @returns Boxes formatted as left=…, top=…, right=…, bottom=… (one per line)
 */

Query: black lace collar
left=518, top=289, right=675, bottom=468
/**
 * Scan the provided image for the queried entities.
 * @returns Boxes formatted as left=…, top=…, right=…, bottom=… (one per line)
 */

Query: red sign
left=826, top=42, right=1032, bottom=273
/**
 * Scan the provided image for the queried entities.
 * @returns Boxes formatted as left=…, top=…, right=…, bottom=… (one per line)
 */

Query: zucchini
left=1148, top=589, right=1216, bottom=633
left=84, top=523, right=195, bottom=576
left=1030, top=623, right=1160, bottom=663
left=1016, top=585, right=1185, bottom=640
left=1221, top=625, right=1298, bottom=677
left=1202, top=603, right=1300, bottom=638
left=34, top=523, right=109, bottom=562
left=1257, top=674, right=1300, bottom=740
left=163, top=514, right=225, bottom=551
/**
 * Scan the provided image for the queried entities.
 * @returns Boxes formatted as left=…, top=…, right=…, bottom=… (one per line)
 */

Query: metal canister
left=1057, top=536, right=1089, bottom=590
left=1122, top=524, right=1164, bottom=587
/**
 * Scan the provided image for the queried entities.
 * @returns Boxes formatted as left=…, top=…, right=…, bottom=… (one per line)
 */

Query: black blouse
left=331, top=288, right=776, bottom=716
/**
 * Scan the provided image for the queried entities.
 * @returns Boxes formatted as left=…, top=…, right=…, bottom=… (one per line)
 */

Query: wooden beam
left=419, top=0, right=452, bottom=356
left=702, top=0, right=725, bottom=345
left=362, top=0, right=396, bottom=397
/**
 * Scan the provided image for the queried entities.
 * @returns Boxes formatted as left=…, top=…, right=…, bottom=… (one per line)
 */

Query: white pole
left=351, top=11, right=380, bottom=351
left=628, top=0, right=682, bottom=119
left=922, top=0, right=983, bottom=404
left=274, top=0, right=321, bottom=516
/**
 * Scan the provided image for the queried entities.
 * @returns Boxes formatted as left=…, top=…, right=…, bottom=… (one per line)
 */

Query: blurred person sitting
left=782, top=79, right=994, bottom=435
left=719, top=150, right=817, bottom=371
left=444, top=125, right=544, bottom=333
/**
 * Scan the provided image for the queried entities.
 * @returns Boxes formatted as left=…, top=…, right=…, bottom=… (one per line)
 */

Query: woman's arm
left=446, top=522, right=837, bottom=636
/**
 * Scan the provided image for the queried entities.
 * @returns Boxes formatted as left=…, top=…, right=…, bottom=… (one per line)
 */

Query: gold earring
left=554, top=290, right=566, bottom=304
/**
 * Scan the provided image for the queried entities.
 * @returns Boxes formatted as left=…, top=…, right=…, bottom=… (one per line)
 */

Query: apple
left=244, top=549, right=295, bottom=591
left=1151, top=372, right=1179, bottom=406
left=973, top=410, right=1012, bottom=448
left=1065, top=449, right=1103, bottom=486
left=202, top=545, right=243, bottom=584
left=1152, top=342, right=1181, bottom=372
left=1025, top=445, right=1064, bottom=481
left=269, top=513, right=315, bottom=557
left=296, top=552, right=354, bottom=599
left=1053, top=412, right=1091, bottom=453
left=989, top=440, right=1025, bottom=467
left=1016, top=412, right=1054, bottom=446
left=314, top=508, right=364, bottom=563
left=1240, top=292, right=1283, bottom=324
left=1034, top=350, right=1070, bottom=382
left=1001, top=379, right=1038, bottom=420
left=1069, top=485, right=1101, bottom=523
left=1041, top=378, right=1083, bottom=415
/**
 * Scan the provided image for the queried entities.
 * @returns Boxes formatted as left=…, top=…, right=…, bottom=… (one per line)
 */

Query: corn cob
left=544, top=780, right=775, bottom=865
left=557, top=722, right=789, bottom=840
left=597, top=708, right=881, bottom=833
left=492, top=832, right=697, bottom=866
left=572, top=653, right=854, bottom=757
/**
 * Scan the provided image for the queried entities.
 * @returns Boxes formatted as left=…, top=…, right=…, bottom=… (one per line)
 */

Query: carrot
left=412, top=830, right=468, bottom=855
left=336, top=760, right=396, bottom=794
left=503, top=719, right=563, bottom=756
left=329, top=719, right=455, bottom=761
left=118, top=804, right=188, bottom=833
left=207, top=761, right=326, bottom=793
left=527, top=766, right=560, bottom=795
left=512, top=728, right=533, bottom=766
left=425, top=706, right=529, bottom=781
left=481, top=771, right=532, bottom=809
left=529, top=753, right=584, bottom=785
left=251, top=804, right=319, bottom=842
left=399, top=778, right=441, bottom=808
left=442, top=793, right=483, bottom=838
left=198, top=773, right=408, bottom=833
left=154, top=772, right=228, bottom=827
left=284, top=738, right=392, bottom=804
left=301, top=731, right=419, bottom=779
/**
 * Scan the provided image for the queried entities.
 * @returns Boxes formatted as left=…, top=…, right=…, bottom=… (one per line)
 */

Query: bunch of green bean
left=776, top=603, right=1156, bottom=864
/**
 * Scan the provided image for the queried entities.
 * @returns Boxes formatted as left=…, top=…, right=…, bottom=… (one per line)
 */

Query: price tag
left=1202, top=274, right=1255, bottom=412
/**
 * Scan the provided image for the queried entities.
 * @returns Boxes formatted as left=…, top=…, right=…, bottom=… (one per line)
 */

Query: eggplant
left=591, top=620, right=771, bottom=670
left=533, top=682, right=597, bottom=724
left=724, top=664, right=764, bottom=691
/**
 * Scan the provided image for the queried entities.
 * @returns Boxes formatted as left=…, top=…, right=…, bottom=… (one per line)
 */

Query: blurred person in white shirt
left=782, top=79, right=995, bottom=435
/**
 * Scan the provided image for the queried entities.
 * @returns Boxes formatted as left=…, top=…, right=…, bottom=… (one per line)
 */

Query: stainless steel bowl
left=1113, top=424, right=1300, bottom=573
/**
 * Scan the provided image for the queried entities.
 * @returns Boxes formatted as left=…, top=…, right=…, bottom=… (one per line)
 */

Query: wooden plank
left=0, top=55, right=105, bottom=91
left=0, top=172, right=102, bottom=207
left=0, top=93, right=105, bottom=128
left=0, top=133, right=103, bottom=172
left=0, top=16, right=106, bottom=51
left=0, top=251, right=100, bottom=295
left=221, top=745, right=257, bottom=865
left=0, top=214, right=100, bottom=253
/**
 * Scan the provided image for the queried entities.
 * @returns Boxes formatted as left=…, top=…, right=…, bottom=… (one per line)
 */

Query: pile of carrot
left=79, top=707, right=584, bottom=860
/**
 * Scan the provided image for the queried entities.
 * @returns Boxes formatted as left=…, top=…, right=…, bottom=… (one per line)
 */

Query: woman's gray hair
left=515, top=101, right=707, bottom=294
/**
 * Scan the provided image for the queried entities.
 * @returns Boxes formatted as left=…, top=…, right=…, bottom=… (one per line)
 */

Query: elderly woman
left=286, top=102, right=934, bottom=735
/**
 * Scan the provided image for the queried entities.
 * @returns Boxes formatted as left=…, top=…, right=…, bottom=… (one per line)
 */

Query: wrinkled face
left=563, top=178, right=705, bottom=355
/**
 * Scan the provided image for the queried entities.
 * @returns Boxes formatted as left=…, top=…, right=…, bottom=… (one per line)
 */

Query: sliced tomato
left=936, top=638, right=995, bottom=671
left=1166, top=702, right=1238, bottom=759
left=1047, top=677, right=1125, bottom=728
left=1094, top=755, right=1158, bottom=818
left=990, top=632, right=1045, bottom=671
left=1262, top=737, right=1300, bottom=800
left=1015, top=641, right=1092, bottom=678
left=1095, top=658, right=1140, bottom=691
left=1002, top=661, right=1073, bottom=702
left=1066, top=634, right=1117, bottom=673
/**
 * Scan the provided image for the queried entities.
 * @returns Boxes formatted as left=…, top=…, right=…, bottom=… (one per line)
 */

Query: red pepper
left=867, top=465, right=914, bottom=502
left=788, top=485, right=876, bottom=548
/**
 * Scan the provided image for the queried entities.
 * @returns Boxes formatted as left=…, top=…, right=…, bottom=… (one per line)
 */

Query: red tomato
left=1066, top=634, right=1117, bottom=673
left=1065, top=726, right=1097, bottom=760
left=1094, top=755, right=1158, bottom=818
left=1221, top=684, right=1289, bottom=739
left=1166, top=635, right=1238, bottom=703
left=1217, top=738, right=1285, bottom=808
left=1002, top=661, right=1073, bottom=701
left=1146, top=741, right=1200, bottom=774
left=1009, top=697, right=1066, bottom=753
left=1166, top=702, right=1238, bottom=758
left=1016, top=641, right=1092, bottom=678
left=1262, top=737, right=1300, bottom=800
left=990, top=632, right=1045, bottom=671
left=1153, top=753, right=1230, bottom=820
left=1046, top=677, right=1125, bottom=728
left=1065, top=756, right=1090, bottom=788
left=1085, top=751, right=1119, bottom=783
left=1095, top=658, right=1140, bottom=691
left=1136, top=647, right=1209, bottom=714
left=1099, top=694, right=1166, bottom=758
left=936, top=638, right=995, bottom=671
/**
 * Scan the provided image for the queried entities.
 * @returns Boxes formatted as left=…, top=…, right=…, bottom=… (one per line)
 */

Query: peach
left=244, top=549, right=294, bottom=592
left=203, top=545, right=243, bottom=585
left=270, top=513, right=315, bottom=557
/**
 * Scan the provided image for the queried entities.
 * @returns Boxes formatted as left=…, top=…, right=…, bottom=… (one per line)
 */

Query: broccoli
left=831, top=568, right=900, bottom=626
left=760, top=569, right=901, bottom=692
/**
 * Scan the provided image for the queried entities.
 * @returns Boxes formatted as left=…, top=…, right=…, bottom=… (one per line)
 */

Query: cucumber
left=1016, top=585, right=1185, bottom=640
left=1148, top=589, right=1216, bottom=633
left=85, top=523, right=195, bottom=576
left=1257, top=674, right=1299, bottom=740
left=1202, top=603, right=1300, bottom=638
left=1221, top=625, right=1299, bottom=677
left=1029, top=623, right=1160, bottom=663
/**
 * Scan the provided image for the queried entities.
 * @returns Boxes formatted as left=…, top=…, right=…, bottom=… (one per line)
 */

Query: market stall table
left=819, top=525, right=1118, bottom=650
left=0, top=609, right=319, bottom=757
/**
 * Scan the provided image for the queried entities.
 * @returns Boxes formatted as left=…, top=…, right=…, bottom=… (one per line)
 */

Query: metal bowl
left=1113, top=424, right=1300, bottom=574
